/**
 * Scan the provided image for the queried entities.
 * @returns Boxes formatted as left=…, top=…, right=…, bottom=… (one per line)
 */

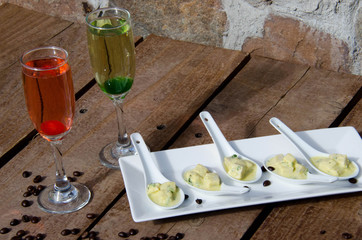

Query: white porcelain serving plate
left=119, top=126, right=362, bottom=222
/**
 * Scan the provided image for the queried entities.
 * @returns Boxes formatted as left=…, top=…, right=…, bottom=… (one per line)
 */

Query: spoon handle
left=131, top=133, right=165, bottom=185
left=200, top=111, right=235, bottom=157
left=221, top=184, right=250, bottom=195
left=269, top=117, right=326, bottom=159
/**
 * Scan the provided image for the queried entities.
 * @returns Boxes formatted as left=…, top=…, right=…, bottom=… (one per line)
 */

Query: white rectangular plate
left=119, top=126, right=362, bottom=222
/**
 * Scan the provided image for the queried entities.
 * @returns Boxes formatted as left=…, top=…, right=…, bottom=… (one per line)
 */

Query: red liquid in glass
left=22, top=58, right=75, bottom=141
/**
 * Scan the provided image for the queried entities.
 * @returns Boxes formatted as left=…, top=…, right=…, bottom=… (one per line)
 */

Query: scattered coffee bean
left=73, top=171, right=82, bottom=177
left=32, top=189, right=40, bottom=196
left=31, top=216, right=40, bottom=224
left=21, top=200, right=31, bottom=207
left=151, top=237, right=158, bottom=240
left=348, top=178, right=357, bottom=184
left=27, top=185, right=35, bottom=192
left=33, top=175, right=42, bottom=183
left=23, top=191, right=32, bottom=197
left=22, top=215, right=30, bottom=222
left=168, top=237, right=177, bottom=240
left=342, top=232, right=353, bottom=239
left=61, top=229, right=71, bottom=236
left=320, top=230, right=326, bottom=234
left=185, top=194, right=189, bottom=200
left=118, top=231, right=129, bottom=238
left=71, top=228, right=80, bottom=235
left=195, top=133, right=203, bottom=138
left=79, top=109, right=88, bottom=114
left=157, top=233, right=168, bottom=239
left=0, top=227, right=10, bottom=234
left=24, top=236, right=35, bottom=240
left=157, top=124, right=166, bottom=130
left=36, top=185, right=45, bottom=191
left=175, top=232, right=184, bottom=239
left=89, top=237, right=96, bottom=240
left=10, top=219, right=20, bottom=226
left=129, top=229, right=138, bottom=235
left=140, top=237, right=151, bottom=240
left=267, top=166, right=275, bottom=171
left=88, top=231, right=97, bottom=238
left=67, top=176, right=76, bottom=182
left=86, top=213, right=97, bottom=219
left=195, top=198, right=202, bottom=204
left=11, top=236, right=22, bottom=240
left=16, top=230, right=26, bottom=236
left=81, top=231, right=89, bottom=238
left=22, top=171, right=31, bottom=178
left=36, top=233, right=45, bottom=240
left=263, top=180, right=271, bottom=187
left=261, top=166, right=267, bottom=172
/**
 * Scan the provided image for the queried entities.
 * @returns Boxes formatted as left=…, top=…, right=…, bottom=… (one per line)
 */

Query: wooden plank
left=88, top=56, right=310, bottom=239
left=0, top=3, right=72, bottom=72
left=0, top=35, right=247, bottom=239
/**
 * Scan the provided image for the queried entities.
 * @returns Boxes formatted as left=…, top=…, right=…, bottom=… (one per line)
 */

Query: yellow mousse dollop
left=184, top=164, right=221, bottom=191
left=310, top=153, right=356, bottom=177
left=146, top=182, right=180, bottom=207
left=223, top=155, right=257, bottom=181
left=267, top=153, right=308, bottom=179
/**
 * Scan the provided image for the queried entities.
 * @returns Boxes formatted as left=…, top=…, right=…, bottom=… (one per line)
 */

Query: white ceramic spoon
left=269, top=117, right=359, bottom=180
left=130, top=133, right=185, bottom=209
left=263, top=157, right=337, bottom=184
left=182, top=165, right=250, bottom=195
left=200, top=111, right=262, bottom=183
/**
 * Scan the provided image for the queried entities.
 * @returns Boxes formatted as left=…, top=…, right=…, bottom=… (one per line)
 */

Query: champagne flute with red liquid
left=21, top=46, right=91, bottom=213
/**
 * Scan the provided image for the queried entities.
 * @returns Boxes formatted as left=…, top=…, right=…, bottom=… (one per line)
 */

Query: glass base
left=99, top=141, right=136, bottom=169
left=37, top=183, right=91, bottom=214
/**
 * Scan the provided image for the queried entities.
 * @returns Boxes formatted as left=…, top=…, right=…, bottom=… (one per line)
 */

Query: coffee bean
left=36, top=233, right=45, bottom=240
left=320, top=230, right=326, bottom=234
left=89, top=237, right=96, bottom=240
left=348, top=178, right=357, bottom=184
left=11, top=236, right=22, bottom=240
left=267, top=166, right=275, bottom=171
left=140, top=237, right=151, bottom=240
left=118, top=231, right=129, bottom=238
left=0, top=227, right=10, bottom=234
left=79, top=109, right=88, bottom=114
left=151, top=237, right=158, bottom=240
left=10, top=219, right=20, bottom=226
left=261, top=166, right=267, bottom=172
left=73, top=171, right=82, bottom=177
left=195, top=133, right=203, bottom=138
left=88, top=231, right=97, bottom=238
left=175, top=233, right=184, bottom=239
left=31, top=216, right=40, bottom=224
left=27, top=185, right=35, bottom=192
left=21, top=200, right=31, bottom=207
left=86, top=213, right=97, bottom=219
left=263, top=180, right=271, bottom=187
left=32, top=189, right=40, bottom=196
left=36, top=185, right=45, bottom=191
left=61, top=229, right=71, bottom=236
left=168, top=236, right=177, bottom=240
left=195, top=198, right=202, bottom=204
left=33, top=175, right=42, bottom=183
left=16, top=230, right=26, bottom=236
left=22, top=171, right=31, bottom=178
left=23, top=191, right=32, bottom=197
left=24, top=236, right=35, bottom=240
left=342, top=232, right=352, bottom=239
left=71, top=228, right=80, bottom=235
left=129, top=229, right=138, bottom=235
left=22, top=215, right=30, bottom=222
left=157, top=233, right=168, bottom=239
left=184, top=194, right=189, bottom=200
left=81, top=231, right=89, bottom=238
left=67, top=176, right=76, bottom=182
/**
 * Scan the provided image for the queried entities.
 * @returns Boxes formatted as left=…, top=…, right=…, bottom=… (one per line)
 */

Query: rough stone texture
left=0, top=0, right=360, bottom=76
left=242, top=15, right=352, bottom=73
left=111, top=0, right=227, bottom=47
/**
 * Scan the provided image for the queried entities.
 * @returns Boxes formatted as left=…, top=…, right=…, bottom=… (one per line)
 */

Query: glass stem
left=113, top=98, right=131, bottom=147
left=50, top=141, right=70, bottom=191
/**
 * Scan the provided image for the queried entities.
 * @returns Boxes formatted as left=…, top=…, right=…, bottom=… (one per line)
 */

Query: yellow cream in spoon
left=310, top=153, right=356, bottom=177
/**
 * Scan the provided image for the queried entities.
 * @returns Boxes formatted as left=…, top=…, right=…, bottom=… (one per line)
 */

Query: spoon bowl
left=269, top=117, right=360, bottom=180
left=263, top=157, right=338, bottom=184
left=182, top=165, right=250, bottom=195
left=200, top=111, right=262, bottom=184
left=130, top=133, right=185, bottom=209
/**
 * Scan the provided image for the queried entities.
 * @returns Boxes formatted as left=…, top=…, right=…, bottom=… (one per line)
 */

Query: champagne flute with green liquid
left=86, top=7, right=136, bottom=168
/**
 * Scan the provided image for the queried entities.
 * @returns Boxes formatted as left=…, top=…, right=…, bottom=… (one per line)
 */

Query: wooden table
left=0, top=3, right=361, bottom=240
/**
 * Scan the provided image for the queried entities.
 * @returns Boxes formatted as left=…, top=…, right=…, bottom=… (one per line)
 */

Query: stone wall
left=1, top=0, right=361, bottom=76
